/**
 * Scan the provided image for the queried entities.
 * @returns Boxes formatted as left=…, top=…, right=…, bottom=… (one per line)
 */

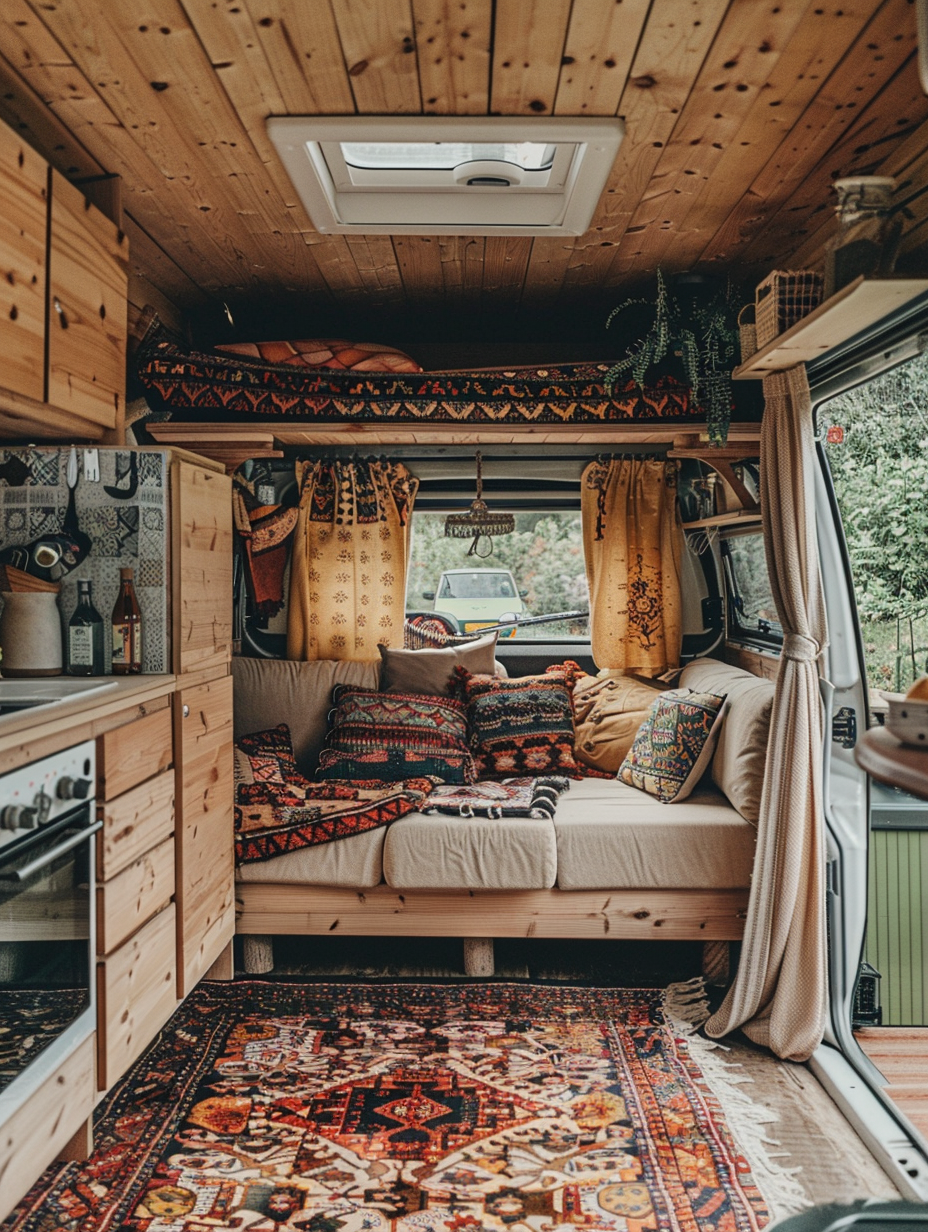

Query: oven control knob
left=33, top=791, right=53, bottom=826
left=1, top=804, right=38, bottom=830
left=56, top=776, right=92, bottom=801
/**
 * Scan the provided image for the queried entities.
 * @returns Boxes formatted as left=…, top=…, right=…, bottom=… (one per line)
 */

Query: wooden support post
left=702, top=940, right=730, bottom=986
left=242, top=935, right=275, bottom=974
left=463, top=937, right=495, bottom=977
left=204, top=939, right=235, bottom=981
left=57, top=1114, right=93, bottom=1162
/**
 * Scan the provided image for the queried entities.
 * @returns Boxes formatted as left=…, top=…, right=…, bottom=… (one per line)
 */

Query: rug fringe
left=663, top=979, right=809, bottom=1224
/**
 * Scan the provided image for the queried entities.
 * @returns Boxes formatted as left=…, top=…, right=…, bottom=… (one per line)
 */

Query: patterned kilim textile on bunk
left=5, top=981, right=793, bottom=1230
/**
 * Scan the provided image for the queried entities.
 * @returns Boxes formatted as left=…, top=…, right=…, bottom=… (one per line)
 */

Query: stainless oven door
left=0, top=803, right=101, bottom=1098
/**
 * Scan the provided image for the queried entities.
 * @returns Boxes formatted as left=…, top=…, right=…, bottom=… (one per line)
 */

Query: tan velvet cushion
left=378, top=632, right=498, bottom=696
left=232, top=657, right=380, bottom=778
left=678, top=658, right=775, bottom=823
left=572, top=673, right=667, bottom=772
left=554, top=778, right=756, bottom=890
left=383, top=810, right=557, bottom=890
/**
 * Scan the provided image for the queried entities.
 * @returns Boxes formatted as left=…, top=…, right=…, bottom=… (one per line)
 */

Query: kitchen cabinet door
left=174, top=675, right=234, bottom=997
left=47, top=170, right=127, bottom=430
left=171, top=461, right=233, bottom=677
left=0, top=125, right=46, bottom=403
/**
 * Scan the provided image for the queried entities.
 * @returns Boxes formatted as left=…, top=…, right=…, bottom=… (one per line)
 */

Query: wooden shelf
left=683, top=511, right=762, bottom=531
left=733, top=277, right=928, bottom=380
left=855, top=726, right=928, bottom=802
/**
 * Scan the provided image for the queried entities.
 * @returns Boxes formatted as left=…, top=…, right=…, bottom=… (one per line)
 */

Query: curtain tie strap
left=783, top=632, right=819, bottom=662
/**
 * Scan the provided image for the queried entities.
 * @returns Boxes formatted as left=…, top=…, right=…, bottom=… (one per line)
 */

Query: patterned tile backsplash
left=0, top=448, right=169, bottom=673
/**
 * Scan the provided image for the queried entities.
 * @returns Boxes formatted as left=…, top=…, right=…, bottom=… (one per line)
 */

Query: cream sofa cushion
left=383, top=811, right=557, bottom=890
left=554, top=778, right=755, bottom=890
left=236, top=827, right=385, bottom=887
left=232, top=656, right=379, bottom=777
left=678, top=658, right=775, bottom=824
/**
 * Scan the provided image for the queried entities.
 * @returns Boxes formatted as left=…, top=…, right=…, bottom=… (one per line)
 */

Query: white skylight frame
left=266, top=116, right=625, bottom=236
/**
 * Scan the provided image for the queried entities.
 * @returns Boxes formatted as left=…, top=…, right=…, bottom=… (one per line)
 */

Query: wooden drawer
left=97, top=835, right=174, bottom=956
left=97, top=768, right=174, bottom=882
left=98, top=709, right=173, bottom=802
left=97, top=903, right=176, bottom=1090
left=0, top=1033, right=95, bottom=1220
left=175, top=676, right=235, bottom=996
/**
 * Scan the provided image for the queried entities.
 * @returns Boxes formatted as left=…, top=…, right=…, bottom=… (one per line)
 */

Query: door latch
left=832, top=706, right=857, bottom=749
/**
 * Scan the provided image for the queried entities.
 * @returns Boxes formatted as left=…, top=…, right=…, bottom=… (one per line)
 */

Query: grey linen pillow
left=378, top=632, right=498, bottom=696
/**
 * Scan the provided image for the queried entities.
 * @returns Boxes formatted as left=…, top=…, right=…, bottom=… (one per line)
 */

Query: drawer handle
left=182, top=704, right=190, bottom=718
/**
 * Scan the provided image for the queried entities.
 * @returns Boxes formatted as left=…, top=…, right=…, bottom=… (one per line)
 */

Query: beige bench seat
left=553, top=778, right=756, bottom=890
left=236, top=826, right=386, bottom=888
left=383, top=810, right=557, bottom=890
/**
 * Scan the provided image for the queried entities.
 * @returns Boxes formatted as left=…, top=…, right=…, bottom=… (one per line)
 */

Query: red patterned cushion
left=215, top=338, right=422, bottom=373
left=458, top=663, right=583, bottom=780
left=235, top=724, right=302, bottom=785
left=319, top=687, right=475, bottom=784
left=618, top=689, right=727, bottom=803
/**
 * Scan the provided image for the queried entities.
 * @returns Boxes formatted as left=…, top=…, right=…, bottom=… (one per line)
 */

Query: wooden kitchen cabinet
left=171, top=461, right=234, bottom=677
left=174, top=675, right=235, bottom=997
left=0, top=123, right=46, bottom=404
left=47, top=170, right=128, bottom=433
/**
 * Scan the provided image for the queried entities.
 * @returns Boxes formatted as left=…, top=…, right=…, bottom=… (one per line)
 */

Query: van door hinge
left=832, top=706, right=857, bottom=749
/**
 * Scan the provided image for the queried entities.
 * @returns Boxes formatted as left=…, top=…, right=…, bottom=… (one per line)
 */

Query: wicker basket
left=737, top=303, right=757, bottom=363
left=755, top=269, right=824, bottom=348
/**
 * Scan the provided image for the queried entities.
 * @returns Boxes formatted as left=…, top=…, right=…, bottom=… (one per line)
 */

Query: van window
left=720, top=531, right=783, bottom=648
left=406, top=510, right=590, bottom=641
left=820, top=351, right=928, bottom=691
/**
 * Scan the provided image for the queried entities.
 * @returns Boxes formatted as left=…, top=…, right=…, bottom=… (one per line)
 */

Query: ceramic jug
left=0, top=590, right=63, bottom=676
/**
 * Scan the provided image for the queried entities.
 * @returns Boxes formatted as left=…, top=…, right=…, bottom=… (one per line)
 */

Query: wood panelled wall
left=0, top=0, right=925, bottom=340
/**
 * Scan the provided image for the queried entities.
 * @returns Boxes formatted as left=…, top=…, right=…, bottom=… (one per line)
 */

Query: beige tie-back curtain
left=706, top=365, right=829, bottom=1062
left=288, top=458, right=419, bottom=661
left=581, top=457, right=683, bottom=676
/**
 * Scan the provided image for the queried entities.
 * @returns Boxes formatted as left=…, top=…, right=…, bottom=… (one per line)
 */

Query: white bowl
left=886, top=697, right=928, bottom=747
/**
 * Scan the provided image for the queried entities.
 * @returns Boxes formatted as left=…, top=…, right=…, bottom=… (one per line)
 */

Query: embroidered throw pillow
left=459, top=664, right=583, bottom=779
left=318, top=687, right=475, bottom=784
left=618, top=689, right=727, bottom=803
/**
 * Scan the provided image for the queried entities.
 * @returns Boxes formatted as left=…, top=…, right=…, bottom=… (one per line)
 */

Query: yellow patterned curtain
left=581, top=458, right=683, bottom=675
left=287, top=458, right=419, bottom=661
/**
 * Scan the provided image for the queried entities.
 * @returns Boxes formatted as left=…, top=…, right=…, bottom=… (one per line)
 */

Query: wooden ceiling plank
left=553, top=0, right=652, bottom=117
left=0, top=51, right=103, bottom=181
left=1, top=0, right=261, bottom=294
left=393, top=235, right=445, bottom=304
left=481, top=236, right=532, bottom=310
left=660, top=1, right=879, bottom=274
left=736, top=55, right=928, bottom=271
left=607, top=0, right=815, bottom=281
left=123, top=215, right=210, bottom=310
left=490, top=0, right=573, bottom=116
left=329, top=0, right=421, bottom=113
left=20, top=0, right=311, bottom=292
left=559, top=0, right=731, bottom=294
left=344, top=236, right=407, bottom=308
left=413, top=0, right=491, bottom=114
left=522, top=236, right=576, bottom=307
left=702, top=0, right=918, bottom=273
left=241, top=0, right=356, bottom=114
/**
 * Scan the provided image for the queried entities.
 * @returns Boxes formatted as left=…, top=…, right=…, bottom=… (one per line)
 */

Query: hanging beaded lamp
left=444, top=451, right=515, bottom=558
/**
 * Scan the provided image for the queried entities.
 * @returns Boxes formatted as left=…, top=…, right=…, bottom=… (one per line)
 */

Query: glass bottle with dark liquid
left=68, top=579, right=105, bottom=675
left=111, top=566, right=142, bottom=674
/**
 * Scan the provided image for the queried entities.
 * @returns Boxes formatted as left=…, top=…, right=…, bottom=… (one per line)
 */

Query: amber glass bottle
left=111, top=566, right=142, bottom=674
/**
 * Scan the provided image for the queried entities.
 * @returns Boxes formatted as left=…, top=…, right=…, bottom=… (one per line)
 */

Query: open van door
left=809, top=302, right=928, bottom=1199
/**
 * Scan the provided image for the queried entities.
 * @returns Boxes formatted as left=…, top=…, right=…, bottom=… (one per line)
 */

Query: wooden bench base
left=235, top=885, right=749, bottom=975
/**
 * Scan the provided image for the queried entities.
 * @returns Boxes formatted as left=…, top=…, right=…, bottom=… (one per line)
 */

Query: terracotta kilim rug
left=5, top=981, right=778, bottom=1232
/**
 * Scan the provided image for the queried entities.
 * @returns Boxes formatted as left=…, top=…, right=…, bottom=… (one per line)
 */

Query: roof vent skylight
left=267, top=117, right=625, bottom=237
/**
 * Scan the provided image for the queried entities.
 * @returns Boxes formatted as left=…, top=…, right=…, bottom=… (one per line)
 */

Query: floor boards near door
left=857, top=1028, right=928, bottom=1139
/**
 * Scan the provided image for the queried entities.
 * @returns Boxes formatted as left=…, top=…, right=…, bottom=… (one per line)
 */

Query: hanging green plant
left=605, top=270, right=740, bottom=446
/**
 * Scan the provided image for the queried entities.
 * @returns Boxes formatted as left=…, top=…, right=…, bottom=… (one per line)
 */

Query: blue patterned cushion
left=618, top=689, right=727, bottom=803
left=318, top=687, right=475, bottom=784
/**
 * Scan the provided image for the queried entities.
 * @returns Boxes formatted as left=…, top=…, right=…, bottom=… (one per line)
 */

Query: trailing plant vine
left=605, top=270, right=741, bottom=445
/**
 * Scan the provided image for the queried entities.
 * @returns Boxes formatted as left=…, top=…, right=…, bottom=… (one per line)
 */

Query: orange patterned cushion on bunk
left=215, top=338, right=422, bottom=373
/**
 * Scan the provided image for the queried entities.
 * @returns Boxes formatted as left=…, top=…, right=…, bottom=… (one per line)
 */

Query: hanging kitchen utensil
left=53, top=447, right=91, bottom=578
left=104, top=452, right=139, bottom=500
